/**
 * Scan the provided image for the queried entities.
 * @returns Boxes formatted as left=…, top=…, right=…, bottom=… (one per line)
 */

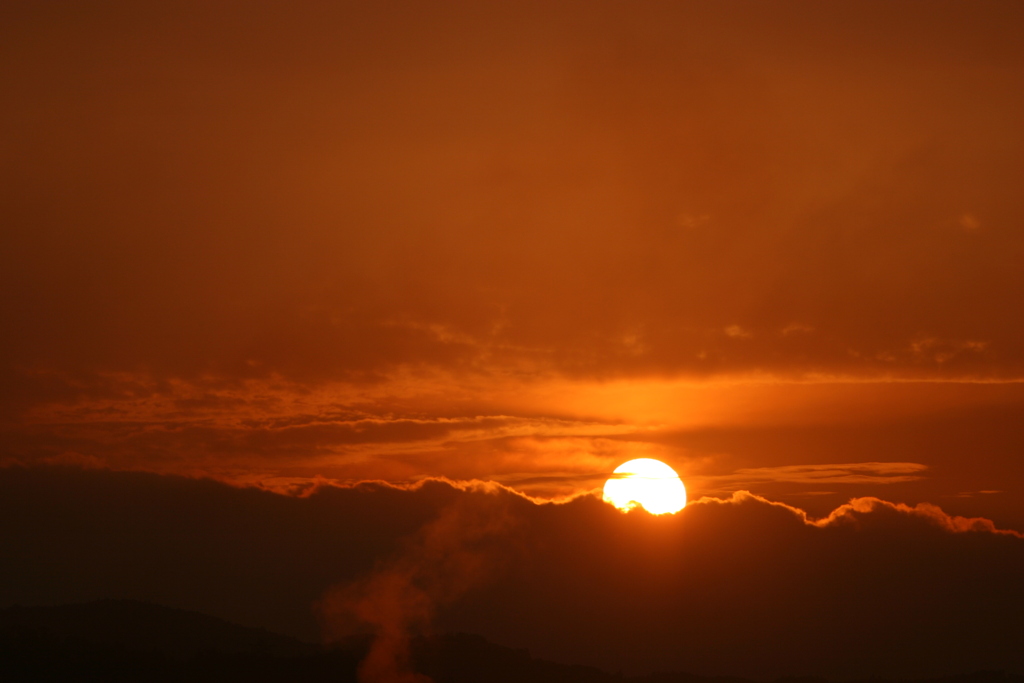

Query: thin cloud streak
left=718, top=461, right=929, bottom=486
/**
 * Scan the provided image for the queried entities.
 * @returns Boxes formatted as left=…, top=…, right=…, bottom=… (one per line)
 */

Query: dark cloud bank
left=3, top=467, right=1022, bottom=681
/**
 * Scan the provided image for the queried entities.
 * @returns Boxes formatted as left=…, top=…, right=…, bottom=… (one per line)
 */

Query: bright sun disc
left=603, top=458, right=687, bottom=515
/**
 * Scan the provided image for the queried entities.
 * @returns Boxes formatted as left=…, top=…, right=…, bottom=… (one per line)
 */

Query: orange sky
left=3, top=0, right=1024, bottom=528
left=4, top=5, right=1024, bottom=679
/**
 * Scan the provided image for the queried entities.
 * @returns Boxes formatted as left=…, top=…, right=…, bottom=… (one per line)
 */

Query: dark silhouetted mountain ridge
left=1, top=601, right=1021, bottom=683
left=0, top=599, right=314, bottom=658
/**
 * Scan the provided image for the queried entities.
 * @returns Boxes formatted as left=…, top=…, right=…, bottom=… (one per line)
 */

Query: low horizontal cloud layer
left=2, top=467, right=1022, bottom=680
left=5, top=371, right=1024, bottom=530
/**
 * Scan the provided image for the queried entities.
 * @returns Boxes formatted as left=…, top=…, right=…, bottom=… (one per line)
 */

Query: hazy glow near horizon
left=603, top=458, right=687, bottom=515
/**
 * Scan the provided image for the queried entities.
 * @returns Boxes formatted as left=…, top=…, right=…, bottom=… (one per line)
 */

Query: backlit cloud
left=3, top=468, right=1022, bottom=680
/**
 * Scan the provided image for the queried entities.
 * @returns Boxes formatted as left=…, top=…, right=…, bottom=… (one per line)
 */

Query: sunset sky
left=3, top=2, right=1024, bottom=679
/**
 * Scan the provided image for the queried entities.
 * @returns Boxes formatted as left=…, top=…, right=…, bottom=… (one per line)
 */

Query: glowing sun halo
left=603, top=458, right=687, bottom=515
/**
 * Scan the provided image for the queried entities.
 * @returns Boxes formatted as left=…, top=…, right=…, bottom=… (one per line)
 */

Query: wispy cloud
left=708, top=461, right=927, bottom=487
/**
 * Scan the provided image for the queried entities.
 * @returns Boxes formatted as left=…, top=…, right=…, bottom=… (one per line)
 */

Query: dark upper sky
left=6, top=2, right=1024, bottom=380
left=3, top=3, right=1024, bottom=677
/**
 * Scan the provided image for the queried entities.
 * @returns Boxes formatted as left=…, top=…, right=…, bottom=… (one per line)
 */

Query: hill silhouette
left=0, top=599, right=315, bottom=659
left=0, top=600, right=354, bottom=682
left=1, top=600, right=1021, bottom=683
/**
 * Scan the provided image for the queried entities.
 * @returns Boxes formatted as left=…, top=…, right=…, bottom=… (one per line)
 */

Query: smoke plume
left=320, top=483, right=518, bottom=683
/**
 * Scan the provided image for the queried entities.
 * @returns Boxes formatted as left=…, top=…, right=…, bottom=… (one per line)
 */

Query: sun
left=603, top=458, right=687, bottom=515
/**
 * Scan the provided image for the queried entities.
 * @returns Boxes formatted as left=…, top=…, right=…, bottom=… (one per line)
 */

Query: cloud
left=5, top=369, right=1024, bottom=531
left=814, top=495, right=1024, bottom=538
left=0, top=368, right=651, bottom=490
left=716, top=461, right=928, bottom=486
left=959, top=213, right=981, bottom=231
left=3, top=467, right=1022, bottom=680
